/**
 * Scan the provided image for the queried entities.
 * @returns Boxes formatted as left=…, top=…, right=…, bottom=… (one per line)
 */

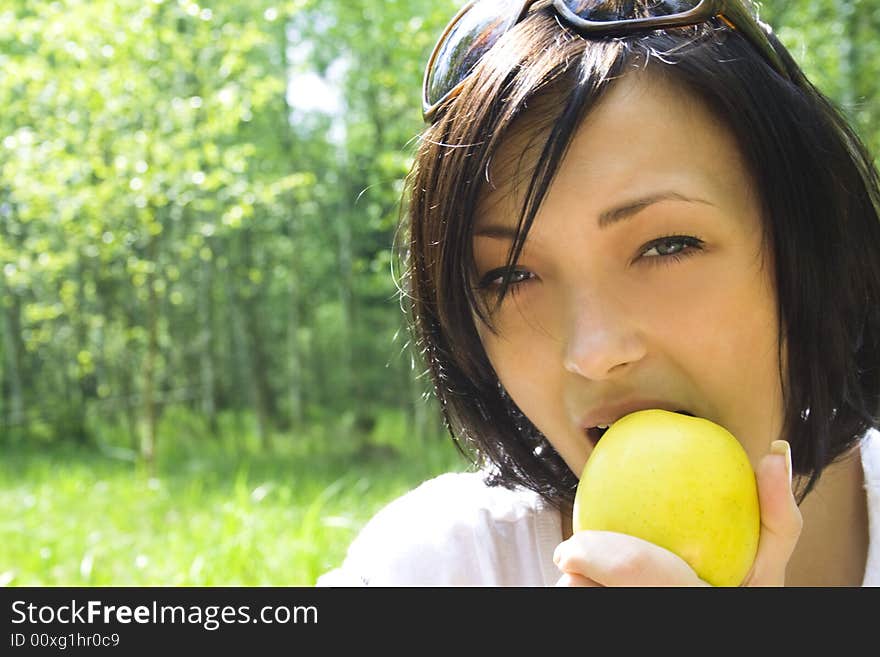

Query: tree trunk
left=0, top=205, right=27, bottom=441
left=199, top=240, right=218, bottom=436
left=278, top=19, right=304, bottom=431
left=335, top=198, right=354, bottom=405
left=70, top=258, right=94, bottom=444
left=223, top=255, right=249, bottom=443
left=0, top=273, right=26, bottom=441
left=223, top=232, right=275, bottom=449
left=141, top=231, right=160, bottom=474
left=239, top=227, right=275, bottom=450
left=121, top=365, right=139, bottom=452
left=287, top=273, right=303, bottom=429
left=839, top=0, right=857, bottom=113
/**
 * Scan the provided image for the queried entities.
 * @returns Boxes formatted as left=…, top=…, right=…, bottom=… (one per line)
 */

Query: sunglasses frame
left=422, top=0, right=790, bottom=122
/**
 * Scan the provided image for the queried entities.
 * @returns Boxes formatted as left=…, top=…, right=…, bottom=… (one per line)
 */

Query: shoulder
left=860, top=427, right=880, bottom=488
left=371, top=470, right=550, bottom=527
left=860, top=428, right=880, bottom=586
left=317, top=471, right=560, bottom=586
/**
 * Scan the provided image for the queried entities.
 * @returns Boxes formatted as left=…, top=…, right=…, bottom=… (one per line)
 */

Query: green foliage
left=764, top=0, right=880, bottom=156
left=5, top=0, right=874, bottom=453
left=0, top=0, right=459, bottom=449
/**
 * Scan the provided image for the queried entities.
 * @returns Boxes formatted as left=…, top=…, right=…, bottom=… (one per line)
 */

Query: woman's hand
left=553, top=440, right=803, bottom=586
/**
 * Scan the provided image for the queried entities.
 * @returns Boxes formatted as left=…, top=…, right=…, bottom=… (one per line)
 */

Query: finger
left=555, top=572, right=602, bottom=587
left=554, top=530, right=710, bottom=587
left=743, top=440, right=803, bottom=586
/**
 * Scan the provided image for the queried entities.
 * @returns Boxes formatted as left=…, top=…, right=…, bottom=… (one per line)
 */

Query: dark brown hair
left=397, top=2, right=880, bottom=508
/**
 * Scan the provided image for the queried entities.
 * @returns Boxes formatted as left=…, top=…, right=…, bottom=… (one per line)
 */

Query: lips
left=581, top=402, right=695, bottom=446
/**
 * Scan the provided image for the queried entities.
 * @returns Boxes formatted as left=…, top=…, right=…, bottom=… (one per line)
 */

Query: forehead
left=476, top=71, right=756, bottom=227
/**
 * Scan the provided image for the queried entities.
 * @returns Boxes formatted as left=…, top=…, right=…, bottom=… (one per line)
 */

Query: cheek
left=477, top=320, right=548, bottom=397
left=476, top=320, right=567, bottom=430
left=686, top=282, right=777, bottom=366
left=668, top=259, right=784, bottom=459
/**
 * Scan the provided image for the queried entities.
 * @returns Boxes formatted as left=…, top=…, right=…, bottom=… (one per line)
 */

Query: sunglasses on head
left=422, top=0, right=790, bottom=123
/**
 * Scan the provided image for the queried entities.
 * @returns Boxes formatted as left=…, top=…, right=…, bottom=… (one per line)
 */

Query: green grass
left=0, top=408, right=469, bottom=586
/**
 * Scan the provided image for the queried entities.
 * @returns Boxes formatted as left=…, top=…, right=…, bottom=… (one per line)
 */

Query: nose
left=562, top=292, right=647, bottom=380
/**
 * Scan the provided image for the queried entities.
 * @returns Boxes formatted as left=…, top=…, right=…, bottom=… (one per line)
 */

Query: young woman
left=319, top=0, right=880, bottom=586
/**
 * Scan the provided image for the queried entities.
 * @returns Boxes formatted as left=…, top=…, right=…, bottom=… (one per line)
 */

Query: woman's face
left=472, top=72, right=784, bottom=476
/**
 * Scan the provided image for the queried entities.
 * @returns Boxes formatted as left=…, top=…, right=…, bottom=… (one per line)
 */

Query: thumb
left=743, top=440, right=803, bottom=586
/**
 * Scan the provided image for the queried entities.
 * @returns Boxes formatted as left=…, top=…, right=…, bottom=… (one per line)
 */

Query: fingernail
left=553, top=544, right=563, bottom=566
left=770, top=439, right=792, bottom=484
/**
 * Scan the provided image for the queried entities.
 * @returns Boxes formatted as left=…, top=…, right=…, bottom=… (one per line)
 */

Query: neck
left=785, top=446, right=868, bottom=587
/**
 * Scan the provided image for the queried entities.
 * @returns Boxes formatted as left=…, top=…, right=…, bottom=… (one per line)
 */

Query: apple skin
left=573, top=409, right=760, bottom=587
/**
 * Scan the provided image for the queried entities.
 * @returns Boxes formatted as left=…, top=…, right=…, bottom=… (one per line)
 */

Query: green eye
left=478, top=267, right=534, bottom=289
left=640, top=235, right=704, bottom=260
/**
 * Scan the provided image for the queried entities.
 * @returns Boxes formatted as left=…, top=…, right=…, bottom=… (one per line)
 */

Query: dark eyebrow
left=598, top=191, right=714, bottom=228
left=473, top=225, right=521, bottom=240
left=474, top=191, right=713, bottom=239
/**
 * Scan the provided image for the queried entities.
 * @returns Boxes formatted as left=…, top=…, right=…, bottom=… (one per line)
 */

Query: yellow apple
left=573, top=409, right=760, bottom=586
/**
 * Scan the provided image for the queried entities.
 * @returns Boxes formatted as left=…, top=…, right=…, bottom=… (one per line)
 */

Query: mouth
left=585, top=409, right=695, bottom=446
left=585, top=426, right=610, bottom=445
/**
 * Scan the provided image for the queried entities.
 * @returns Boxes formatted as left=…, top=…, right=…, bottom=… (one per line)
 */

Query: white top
left=318, top=429, right=880, bottom=586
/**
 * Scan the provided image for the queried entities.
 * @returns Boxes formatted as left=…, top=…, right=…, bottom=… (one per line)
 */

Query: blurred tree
left=0, top=0, right=876, bottom=461
left=0, top=0, right=458, bottom=459
left=766, top=0, right=880, bottom=156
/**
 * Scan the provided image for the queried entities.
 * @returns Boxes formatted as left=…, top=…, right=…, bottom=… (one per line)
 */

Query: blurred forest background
left=2, top=0, right=879, bottom=585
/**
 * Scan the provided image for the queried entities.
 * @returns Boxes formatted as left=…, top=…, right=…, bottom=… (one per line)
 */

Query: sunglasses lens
left=558, top=0, right=702, bottom=22
left=426, top=0, right=523, bottom=109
